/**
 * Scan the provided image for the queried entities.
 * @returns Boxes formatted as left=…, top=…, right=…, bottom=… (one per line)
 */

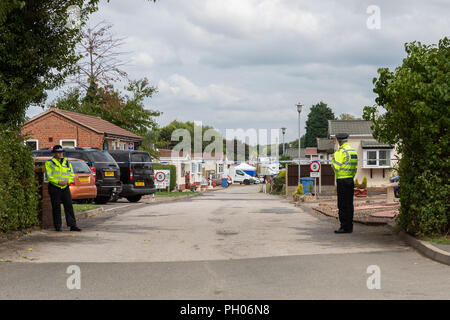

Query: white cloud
left=36, top=0, right=450, bottom=143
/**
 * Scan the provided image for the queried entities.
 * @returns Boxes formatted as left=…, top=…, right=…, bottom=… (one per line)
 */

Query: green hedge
left=364, top=38, right=450, bottom=237
left=153, top=163, right=177, bottom=191
left=0, top=127, right=40, bottom=233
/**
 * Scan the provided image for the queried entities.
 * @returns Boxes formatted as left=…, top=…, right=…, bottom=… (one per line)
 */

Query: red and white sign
left=153, top=170, right=170, bottom=189
left=309, top=161, right=320, bottom=172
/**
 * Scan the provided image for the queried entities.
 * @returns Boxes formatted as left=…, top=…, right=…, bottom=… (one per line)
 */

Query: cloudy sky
left=27, top=0, right=449, bottom=143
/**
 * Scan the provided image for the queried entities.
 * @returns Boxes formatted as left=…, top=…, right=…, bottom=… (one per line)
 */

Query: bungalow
left=328, top=120, right=398, bottom=188
left=157, top=148, right=192, bottom=190
left=22, top=107, right=142, bottom=151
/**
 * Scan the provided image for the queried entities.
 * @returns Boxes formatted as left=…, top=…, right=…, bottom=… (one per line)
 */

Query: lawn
left=61, top=203, right=100, bottom=215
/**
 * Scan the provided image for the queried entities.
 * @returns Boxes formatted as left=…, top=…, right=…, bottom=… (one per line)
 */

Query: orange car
left=34, top=157, right=97, bottom=203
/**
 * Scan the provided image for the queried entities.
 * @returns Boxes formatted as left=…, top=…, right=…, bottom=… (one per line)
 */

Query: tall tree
left=73, top=21, right=129, bottom=89
left=304, top=102, right=335, bottom=147
left=54, top=77, right=160, bottom=137
left=0, top=0, right=100, bottom=127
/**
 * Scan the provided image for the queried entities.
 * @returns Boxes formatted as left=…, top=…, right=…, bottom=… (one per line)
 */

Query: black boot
left=334, top=227, right=352, bottom=234
left=70, top=226, right=82, bottom=232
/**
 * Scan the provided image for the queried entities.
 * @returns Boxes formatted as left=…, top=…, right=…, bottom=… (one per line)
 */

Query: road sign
left=309, top=161, right=320, bottom=172
left=154, top=170, right=170, bottom=189
left=310, top=172, right=320, bottom=178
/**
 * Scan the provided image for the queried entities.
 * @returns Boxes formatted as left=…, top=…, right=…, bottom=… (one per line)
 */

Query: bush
left=270, top=175, right=285, bottom=193
left=293, top=184, right=304, bottom=195
left=354, top=178, right=359, bottom=188
left=361, top=176, right=367, bottom=189
left=364, top=37, right=450, bottom=236
left=278, top=170, right=286, bottom=179
left=152, top=163, right=177, bottom=191
left=0, top=126, right=40, bottom=233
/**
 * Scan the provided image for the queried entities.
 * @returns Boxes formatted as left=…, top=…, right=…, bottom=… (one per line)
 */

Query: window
left=25, top=140, right=38, bottom=150
left=364, top=149, right=392, bottom=168
left=181, top=164, right=186, bottom=177
left=379, top=150, right=390, bottom=166
left=198, top=163, right=202, bottom=173
left=218, top=163, right=224, bottom=173
left=191, top=162, right=196, bottom=173
left=60, top=139, right=76, bottom=148
left=70, top=161, right=91, bottom=174
left=367, top=151, right=377, bottom=166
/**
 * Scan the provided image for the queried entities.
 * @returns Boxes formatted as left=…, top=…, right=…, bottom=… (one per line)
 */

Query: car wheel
left=126, top=195, right=142, bottom=203
left=94, top=196, right=109, bottom=204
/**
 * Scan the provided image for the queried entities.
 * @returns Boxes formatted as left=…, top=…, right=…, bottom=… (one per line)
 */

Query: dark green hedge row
left=0, top=127, right=40, bottom=233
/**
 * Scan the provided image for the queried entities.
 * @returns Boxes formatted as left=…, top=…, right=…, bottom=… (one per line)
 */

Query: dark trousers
left=336, top=178, right=354, bottom=231
left=48, top=183, right=77, bottom=229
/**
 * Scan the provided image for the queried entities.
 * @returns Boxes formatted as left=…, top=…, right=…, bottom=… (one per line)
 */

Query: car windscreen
left=70, top=160, right=91, bottom=174
left=88, top=151, right=117, bottom=163
left=33, top=150, right=52, bottom=157
left=131, top=152, right=151, bottom=163
left=64, top=151, right=88, bottom=161
left=109, top=152, right=130, bottom=163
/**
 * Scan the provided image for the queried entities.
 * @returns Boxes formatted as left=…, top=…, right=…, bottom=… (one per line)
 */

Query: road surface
left=0, top=185, right=448, bottom=299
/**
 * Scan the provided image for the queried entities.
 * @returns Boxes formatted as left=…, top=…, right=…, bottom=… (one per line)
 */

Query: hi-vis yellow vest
left=331, top=142, right=358, bottom=179
left=45, top=157, right=75, bottom=189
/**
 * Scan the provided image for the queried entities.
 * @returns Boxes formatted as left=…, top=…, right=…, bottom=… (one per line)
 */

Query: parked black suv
left=108, top=150, right=156, bottom=202
left=32, top=147, right=122, bottom=204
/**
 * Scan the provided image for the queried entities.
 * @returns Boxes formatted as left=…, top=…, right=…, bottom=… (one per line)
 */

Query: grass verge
left=155, top=191, right=197, bottom=197
left=421, top=235, right=450, bottom=245
left=62, top=203, right=100, bottom=215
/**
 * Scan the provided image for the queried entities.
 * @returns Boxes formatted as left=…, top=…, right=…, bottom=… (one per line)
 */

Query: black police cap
left=336, top=133, right=349, bottom=140
left=51, top=145, right=64, bottom=153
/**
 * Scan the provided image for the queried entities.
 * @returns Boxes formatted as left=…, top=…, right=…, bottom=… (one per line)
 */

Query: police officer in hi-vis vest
left=331, top=133, right=358, bottom=234
left=45, top=145, right=81, bottom=232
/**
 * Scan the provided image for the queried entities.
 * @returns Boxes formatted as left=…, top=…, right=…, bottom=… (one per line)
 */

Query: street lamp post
left=296, top=103, right=303, bottom=184
left=281, top=127, right=286, bottom=155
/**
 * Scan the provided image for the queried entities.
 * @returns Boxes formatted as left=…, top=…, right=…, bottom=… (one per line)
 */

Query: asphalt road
left=0, top=185, right=448, bottom=299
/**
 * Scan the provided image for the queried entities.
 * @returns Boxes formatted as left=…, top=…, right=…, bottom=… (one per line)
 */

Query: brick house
left=22, top=107, right=142, bottom=151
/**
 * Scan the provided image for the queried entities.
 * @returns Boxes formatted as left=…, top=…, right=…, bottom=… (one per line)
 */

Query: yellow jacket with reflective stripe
left=45, top=157, right=75, bottom=189
left=331, top=142, right=358, bottom=179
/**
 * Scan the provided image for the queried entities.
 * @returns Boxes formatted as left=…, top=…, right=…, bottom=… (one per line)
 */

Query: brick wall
left=22, top=113, right=104, bottom=149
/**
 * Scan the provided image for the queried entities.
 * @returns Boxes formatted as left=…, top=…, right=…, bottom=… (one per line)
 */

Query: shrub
left=270, top=175, right=285, bottom=193
left=363, top=37, right=450, bottom=236
left=278, top=170, right=286, bottom=179
left=354, top=178, right=359, bottom=188
left=293, top=184, right=304, bottom=195
left=361, top=176, right=367, bottom=189
left=0, top=126, right=40, bottom=233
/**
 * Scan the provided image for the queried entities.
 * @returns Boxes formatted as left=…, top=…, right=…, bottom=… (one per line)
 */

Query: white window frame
left=191, top=162, right=196, bottom=174
left=60, top=139, right=77, bottom=148
left=363, top=149, right=393, bottom=168
left=218, top=163, right=224, bottom=173
left=181, top=163, right=186, bottom=177
left=198, top=163, right=202, bottom=173
left=25, top=139, right=39, bottom=150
